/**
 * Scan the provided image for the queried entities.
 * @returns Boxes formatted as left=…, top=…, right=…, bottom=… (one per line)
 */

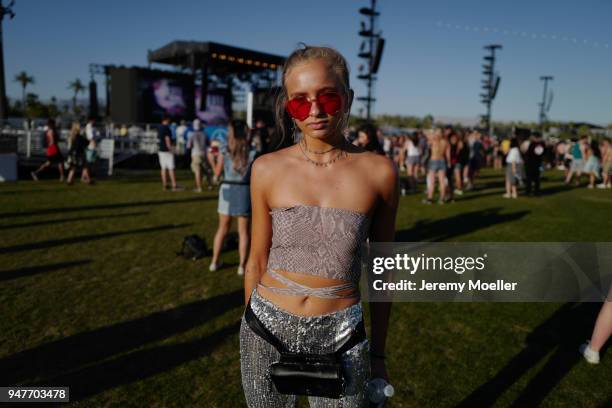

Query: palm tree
left=14, top=71, right=34, bottom=115
left=67, top=78, right=85, bottom=114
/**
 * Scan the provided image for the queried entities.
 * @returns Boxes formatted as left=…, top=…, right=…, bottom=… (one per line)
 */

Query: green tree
left=14, top=71, right=35, bottom=116
left=422, top=114, right=434, bottom=129
left=67, top=79, right=85, bottom=115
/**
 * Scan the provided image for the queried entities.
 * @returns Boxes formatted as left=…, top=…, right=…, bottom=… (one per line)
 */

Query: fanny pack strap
left=244, top=300, right=366, bottom=357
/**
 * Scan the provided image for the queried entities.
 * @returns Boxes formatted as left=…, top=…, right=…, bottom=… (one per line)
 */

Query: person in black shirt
left=158, top=116, right=177, bottom=191
left=525, top=132, right=546, bottom=196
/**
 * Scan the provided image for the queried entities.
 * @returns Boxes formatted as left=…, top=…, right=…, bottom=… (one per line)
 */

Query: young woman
left=31, top=119, right=65, bottom=181
left=209, top=120, right=256, bottom=276
left=504, top=138, right=522, bottom=199
left=240, top=45, right=398, bottom=407
left=354, top=122, right=385, bottom=155
left=65, top=121, right=90, bottom=185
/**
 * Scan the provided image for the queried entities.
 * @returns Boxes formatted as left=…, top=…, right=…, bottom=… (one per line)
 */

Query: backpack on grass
left=178, top=234, right=208, bottom=260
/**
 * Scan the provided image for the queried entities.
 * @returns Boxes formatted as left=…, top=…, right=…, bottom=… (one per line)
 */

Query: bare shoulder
left=251, top=145, right=297, bottom=182
left=355, top=150, right=397, bottom=185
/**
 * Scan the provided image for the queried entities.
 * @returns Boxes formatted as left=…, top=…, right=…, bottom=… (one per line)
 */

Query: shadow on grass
left=456, top=190, right=506, bottom=202
left=0, top=290, right=243, bottom=387
left=0, top=259, right=93, bottom=282
left=0, top=189, right=67, bottom=195
left=457, top=302, right=607, bottom=407
left=43, top=321, right=240, bottom=402
left=0, top=223, right=192, bottom=254
left=0, top=196, right=216, bottom=219
left=395, top=207, right=530, bottom=242
left=538, top=183, right=574, bottom=196
left=0, top=211, right=149, bottom=231
left=40, top=321, right=241, bottom=402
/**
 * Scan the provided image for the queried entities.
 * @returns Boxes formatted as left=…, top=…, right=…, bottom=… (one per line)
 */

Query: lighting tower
left=357, top=0, right=385, bottom=122
left=538, top=75, right=553, bottom=131
left=480, top=44, right=502, bottom=136
left=0, top=0, right=15, bottom=120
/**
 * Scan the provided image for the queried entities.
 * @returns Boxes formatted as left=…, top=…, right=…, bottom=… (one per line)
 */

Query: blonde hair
left=70, top=121, right=81, bottom=143
left=274, top=45, right=352, bottom=146
left=228, top=119, right=250, bottom=176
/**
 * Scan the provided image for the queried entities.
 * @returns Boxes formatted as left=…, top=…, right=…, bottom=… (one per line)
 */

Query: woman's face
left=356, top=131, right=369, bottom=146
left=284, top=58, right=347, bottom=140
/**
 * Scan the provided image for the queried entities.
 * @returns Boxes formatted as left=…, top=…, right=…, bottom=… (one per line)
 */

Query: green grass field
left=0, top=168, right=610, bottom=407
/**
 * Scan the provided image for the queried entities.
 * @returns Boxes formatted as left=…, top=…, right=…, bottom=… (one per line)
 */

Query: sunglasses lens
left=318, top=93, right=342, bottom=116
left=286, top=97, right=311, bottom=121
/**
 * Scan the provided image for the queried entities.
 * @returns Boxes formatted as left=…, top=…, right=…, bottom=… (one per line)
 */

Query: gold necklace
left=302, top=138, right=337, bottom=155
left=299, top=138, right=347, bottom=167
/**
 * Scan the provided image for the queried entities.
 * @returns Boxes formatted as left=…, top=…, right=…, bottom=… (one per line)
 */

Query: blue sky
left=4, top=0, right=611, bottom=124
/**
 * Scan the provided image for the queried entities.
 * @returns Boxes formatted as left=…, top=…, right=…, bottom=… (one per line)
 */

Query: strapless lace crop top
left=259, top=205, right=371, bottom=299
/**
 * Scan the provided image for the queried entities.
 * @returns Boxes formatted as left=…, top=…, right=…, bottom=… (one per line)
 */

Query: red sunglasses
left=285, top=92, right=343, bottom=121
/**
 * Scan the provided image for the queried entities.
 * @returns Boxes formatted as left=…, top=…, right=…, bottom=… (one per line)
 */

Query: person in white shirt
left=176, top=120, right=188, bottom=155
left=404, top=133, right=421, bottom=192
left=504, top=138, right=523, bottom=199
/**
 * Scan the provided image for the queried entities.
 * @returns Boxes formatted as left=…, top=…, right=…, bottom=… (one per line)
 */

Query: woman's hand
left=370, top=356, right=389, bottom=382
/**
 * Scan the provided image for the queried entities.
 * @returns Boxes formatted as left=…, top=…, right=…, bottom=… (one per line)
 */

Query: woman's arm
left=213, top=153, right=224, bottom=178
left=244, top=156, right=273, bottom=304
left=368, top=156, right=400, bottom=379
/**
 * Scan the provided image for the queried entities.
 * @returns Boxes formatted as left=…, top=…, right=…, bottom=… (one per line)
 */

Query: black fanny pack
left=244, top=301, right=366, bottom=399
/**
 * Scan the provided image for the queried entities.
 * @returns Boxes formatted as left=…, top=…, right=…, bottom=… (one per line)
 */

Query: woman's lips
left=308, top=122, right=329, bottom=130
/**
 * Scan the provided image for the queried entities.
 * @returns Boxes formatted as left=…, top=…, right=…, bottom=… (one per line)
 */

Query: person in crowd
left=186, top=119, right=207, bottom=192
left=418, top=130, right=429, bottom=179
left=449, top=130, right=464, bottom=196
left=207, top=140, right=223, bottom=187
left=555, top=140, right=569, bottom=170
left=31, top=119, right=65, bottom=181
left=240, top=45, right=397, bottom=407
left=85, top=116, right=99, bottom=179
left=355, top=123, right=385, bottom=155
left=382, top=134, right=392, bottom=158
left=493, top=137, right=503, bottom=170
left=583, top=140, right=602, bottom=189
left=65, top=121, right=90, bottom=185
left=579, top=287, right=612, bottom=364
left=504, top=138, right=522, bottom=199
left=158, top=115, right=178, bottom=191
left=466, top=130, right=484, bottom=190
left=404, top=132, right=421, bottom=193
left=175, top=120, right=188, bottom=155
left=597, top=138, right=612, bottom=189
left=209, top=120, right=256, bottom=276
left=423, top=128, right=449, bottom=204
left=524, top=132, right=546, bottom=196
left=565, top=136, right=587, bottom=185
left=250, top=126, right=269, bottom=156
left=459, top=131, right=471, bottom=190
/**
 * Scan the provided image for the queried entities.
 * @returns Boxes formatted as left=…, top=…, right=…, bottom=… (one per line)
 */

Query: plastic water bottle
left=367, top=378, right=395, bottom=407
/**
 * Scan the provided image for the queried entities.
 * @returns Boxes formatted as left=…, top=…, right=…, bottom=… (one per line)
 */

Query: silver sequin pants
left=240, top=290, right=371, bottom=407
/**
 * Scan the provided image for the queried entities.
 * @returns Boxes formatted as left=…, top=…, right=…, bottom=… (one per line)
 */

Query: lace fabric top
left=266, top=205, right=371, bottom=285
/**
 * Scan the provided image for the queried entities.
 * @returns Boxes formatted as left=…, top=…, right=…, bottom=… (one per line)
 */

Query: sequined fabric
left=267, top=205, right=371, bottom=283
left=240, top=290, right=371, bottom=407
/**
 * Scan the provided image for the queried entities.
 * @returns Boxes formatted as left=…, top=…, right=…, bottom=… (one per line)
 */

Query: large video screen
left=195, top=88, right=229, bottom=126
left=140, top=72, right=194, bottom=122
